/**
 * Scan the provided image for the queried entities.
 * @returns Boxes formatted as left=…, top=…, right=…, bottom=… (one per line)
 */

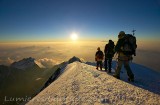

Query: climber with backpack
left=95, top=47, right=104, bottom=70
left=104, top=40, right=115, bottom=73
left=113, top=31, right=137, bottom=82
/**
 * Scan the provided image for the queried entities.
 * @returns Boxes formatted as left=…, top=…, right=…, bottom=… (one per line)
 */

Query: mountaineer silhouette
left=95, top=47, right=104, bottom=70
left=113, top=31, right=137, bottom=82
left=104, top=39, right=115, bottom=73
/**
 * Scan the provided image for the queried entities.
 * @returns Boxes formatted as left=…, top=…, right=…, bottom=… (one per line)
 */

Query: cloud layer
left=0, top=57, right=14, bottom=66
left=37, top=58, right=59, bottom=68
left=0, top=42, right=160, bottom=72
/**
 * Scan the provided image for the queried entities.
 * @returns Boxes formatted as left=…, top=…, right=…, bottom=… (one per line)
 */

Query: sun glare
left=71, top=33, right=78, bottom=41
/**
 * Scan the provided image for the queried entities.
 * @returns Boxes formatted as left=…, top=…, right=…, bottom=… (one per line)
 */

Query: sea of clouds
left=0, top=42, right=159, bottom=72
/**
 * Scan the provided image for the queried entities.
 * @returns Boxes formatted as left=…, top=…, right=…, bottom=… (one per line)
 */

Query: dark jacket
left=95, top=50, right=104, bottom=61
left=104, top=41, right=115, bottom=58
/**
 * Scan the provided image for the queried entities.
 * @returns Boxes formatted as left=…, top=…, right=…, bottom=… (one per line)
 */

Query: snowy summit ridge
left=27, top=59, right=160, bottom=105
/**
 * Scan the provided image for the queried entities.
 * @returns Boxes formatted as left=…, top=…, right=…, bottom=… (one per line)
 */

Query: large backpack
left=121, top=34, right=137, bottom=56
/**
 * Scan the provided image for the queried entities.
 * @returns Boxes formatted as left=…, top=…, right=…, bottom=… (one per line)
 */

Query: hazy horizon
left=0, top=41, right=160, bottom=72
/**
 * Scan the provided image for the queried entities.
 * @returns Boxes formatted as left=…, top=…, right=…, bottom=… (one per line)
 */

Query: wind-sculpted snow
left=27, top=62, right=160, bottom=105
left=86, top=61, right=160, bottom=95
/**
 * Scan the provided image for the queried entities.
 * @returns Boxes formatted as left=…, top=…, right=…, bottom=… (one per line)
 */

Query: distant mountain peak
left=23, top=57, right=35, bottom=61
left=10, top=57, right=39, bottom=70
left=68, top=56, right=82, bottom=63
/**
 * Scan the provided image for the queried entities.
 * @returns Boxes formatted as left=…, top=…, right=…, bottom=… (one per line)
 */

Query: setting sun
left=71, top=33, right=78, bottom=41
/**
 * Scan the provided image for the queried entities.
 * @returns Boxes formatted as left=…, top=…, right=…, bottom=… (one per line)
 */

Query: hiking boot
left=113, top=75, right=120, bottom=79
left=128, top=78, right=134, bottom=82
left=108, top=70, right=111, bottom=73
left=105, top=67, right=108, bottom=71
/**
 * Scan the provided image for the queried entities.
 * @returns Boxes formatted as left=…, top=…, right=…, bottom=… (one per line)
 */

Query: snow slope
left=86, top=61, right=160, bottom=95
left=27, top=62, right=160, bottom=105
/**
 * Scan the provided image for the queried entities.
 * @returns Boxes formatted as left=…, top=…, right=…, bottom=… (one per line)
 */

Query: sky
left=0, top=0, right=160, bottom=42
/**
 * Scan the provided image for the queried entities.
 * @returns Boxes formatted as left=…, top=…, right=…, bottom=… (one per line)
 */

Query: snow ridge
left=27, top=62, right=160, bottom=105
